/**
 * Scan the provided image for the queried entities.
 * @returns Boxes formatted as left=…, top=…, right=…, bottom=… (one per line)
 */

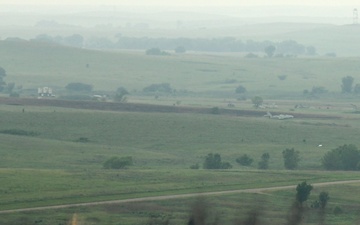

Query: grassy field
left=0, top=41, right=360, bottom=224
left=1, top=39, right=360, bottom=100
left=0, top=103, right=359, bottom=224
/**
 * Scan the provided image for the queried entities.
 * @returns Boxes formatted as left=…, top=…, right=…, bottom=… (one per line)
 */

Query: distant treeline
left=31, top=34, right=317, bottom=55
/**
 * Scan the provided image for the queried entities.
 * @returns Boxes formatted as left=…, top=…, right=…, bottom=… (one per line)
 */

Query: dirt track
left=0, top=180, right=359, bottom=214
left=0, top=97, right=340, bottom=119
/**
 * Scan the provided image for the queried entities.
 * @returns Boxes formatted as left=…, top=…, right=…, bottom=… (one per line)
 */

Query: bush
left=278, top=75, right=287, bottom=80
left=235, top=85, right=247, bottom=94
left=333, top=206, right=343, bottom=215
left=236, top=154, right=254, bottom=166
left=210, top=107, right=220, bottom=115
left=175, top=46, right=186, bottom=53
left=103, top=156, right=133, bottom=169
left=190, top=163, right=200, bottom=169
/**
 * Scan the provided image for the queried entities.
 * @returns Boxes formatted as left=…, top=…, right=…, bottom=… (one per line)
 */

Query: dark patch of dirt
left=0, top=97, right=340, bottom=119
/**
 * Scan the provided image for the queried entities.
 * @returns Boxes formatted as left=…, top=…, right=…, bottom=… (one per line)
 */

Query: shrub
left=143, top=83, right=172, bottom=93
left=103, top=156, right=133, bottom=169
left=190, top=163, right=200, bottom=169
left=333, top=206, right=343, bottom=215
left=210, top=107, right=220, bottom=115
left=278, top=75, right=287, bottom=80
left=235, top=85, right=247, bottom=94
left=236, top=154, right=254, bottom=166
left=175, top=46, right=186, bottom=53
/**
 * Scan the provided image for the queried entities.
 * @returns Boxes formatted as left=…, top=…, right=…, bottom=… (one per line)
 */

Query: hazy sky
left=0, top=0, right=359, bottom=6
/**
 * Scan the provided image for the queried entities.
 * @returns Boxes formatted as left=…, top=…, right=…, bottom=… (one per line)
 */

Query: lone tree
left=282, top=148, right=300, bottom=170
left=0, top=66, right=7, bottom=92
left=264, top=45, right=276, bottom=58
left=318, top=191, right=330, bottom=209
left=251, top=96, right=263, bottom=108
left=341, top=76, right=354, bottom=93
left=114, top=87, right=129, bottom=102
left=354, top=83, right=360, bottom=94
left=296, top=181, right=313, bottom=205
left=258, top=153, right=270, bottom=170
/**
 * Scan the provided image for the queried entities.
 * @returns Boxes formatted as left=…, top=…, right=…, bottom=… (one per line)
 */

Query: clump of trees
left=146, top=48, right=170, bottom=56
left=0, top=66, right=6, bottom=92
left=65, top=82, right=93, bottom=92
left=103, top=156, right=133, bottom=169
left=203, top=153, right=232, bottom=169
left=322, top=144, right=360, bottom=171
left=341, top=76, right=354, bottom=93
left=143, top=83, right=173, bottom=93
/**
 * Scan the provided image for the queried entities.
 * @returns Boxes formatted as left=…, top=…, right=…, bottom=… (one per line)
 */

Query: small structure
left=38, top=87, right=54, bottom=97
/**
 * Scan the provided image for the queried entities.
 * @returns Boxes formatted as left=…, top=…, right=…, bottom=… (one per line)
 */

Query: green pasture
left=0, top=40, right=360, bottom=224
left=0, top=104, right=359, bottom=218
left=1, top=40, right=360, bottom=100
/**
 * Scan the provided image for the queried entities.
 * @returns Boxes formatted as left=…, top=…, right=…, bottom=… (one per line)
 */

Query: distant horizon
left=0, top=0, right=359, bottom=6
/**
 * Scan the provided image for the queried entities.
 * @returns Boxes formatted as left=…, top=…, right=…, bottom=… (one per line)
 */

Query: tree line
left=198, top=144, right=360, bottom=171
left=30, top=34, right=316, bottom=55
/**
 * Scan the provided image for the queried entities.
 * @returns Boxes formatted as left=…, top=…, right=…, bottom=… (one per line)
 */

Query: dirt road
left=1, top=180, right=359, bottom=214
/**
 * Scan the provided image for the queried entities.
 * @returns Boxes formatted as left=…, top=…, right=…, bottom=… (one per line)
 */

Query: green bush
left=103, top=156, right=133, bottom=169
left=143, top=83, right=173, bottom=93
left=236, top=154, right=253, bottom=166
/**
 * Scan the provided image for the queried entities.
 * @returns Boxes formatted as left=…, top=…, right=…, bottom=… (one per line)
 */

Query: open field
left=0, top=40, right=360, bottom=224
left=0, top=98, right=359, bottom=224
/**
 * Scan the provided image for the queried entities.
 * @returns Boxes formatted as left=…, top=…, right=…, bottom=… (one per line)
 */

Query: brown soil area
left=0, top=97, right=340, bottom=119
